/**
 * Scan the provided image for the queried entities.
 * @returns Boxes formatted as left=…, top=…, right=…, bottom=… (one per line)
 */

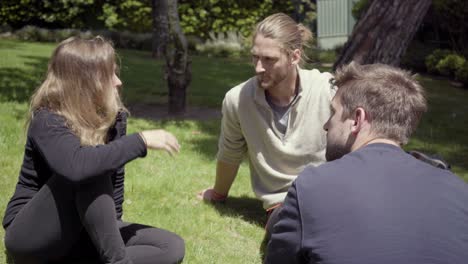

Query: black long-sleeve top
left=3, top=109, right=147, bottom=228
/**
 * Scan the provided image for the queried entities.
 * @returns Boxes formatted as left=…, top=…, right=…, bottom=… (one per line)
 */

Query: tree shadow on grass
left=0, top=55, right=48, bottom=103
left=211, top=195, right=266, bottom=228
left=159, top=117, right=221, bottom=160
left=185, top=124, right=220, bottom=157
left=0, top=41, right=22, bottom=50
left=128, top=106, right=222, bottom=160
left=210, top=196, right=270, bottom=263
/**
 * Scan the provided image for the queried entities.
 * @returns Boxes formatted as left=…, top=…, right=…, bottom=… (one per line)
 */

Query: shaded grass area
left=119, top=49, right=253, bottom=108
left=407, top=76, right=468, bottom=180
left=0, top=39, right=253, bottom=108
left=0, top=39, right=468, bottom=263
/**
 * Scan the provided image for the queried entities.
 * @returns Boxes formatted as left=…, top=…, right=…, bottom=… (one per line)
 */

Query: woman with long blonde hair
left=3, top=36, right=185, bottom=264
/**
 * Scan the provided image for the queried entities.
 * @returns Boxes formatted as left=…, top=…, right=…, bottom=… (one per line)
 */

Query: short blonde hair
left=334, top=62, right=427, bottom=144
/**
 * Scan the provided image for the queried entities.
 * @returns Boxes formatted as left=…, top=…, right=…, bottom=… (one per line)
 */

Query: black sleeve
left=113, top=166, right=125, bottom=220
left=265, top=180, right=303, bottom=264
left=29, top=110, right=147, bottom=183
left=111, top=112, right=127, bottom=220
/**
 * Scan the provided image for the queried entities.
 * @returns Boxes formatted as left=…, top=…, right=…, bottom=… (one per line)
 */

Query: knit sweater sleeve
left=29, top=109, right=147, bottom=184
left=216, top=89, right=247, bottom=164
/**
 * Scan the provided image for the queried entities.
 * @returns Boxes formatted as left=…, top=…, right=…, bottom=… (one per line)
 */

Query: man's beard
left=257, top=75, right=273, bottom=90
left=325, top=143, right=349, bottom=161
left=257, top=72, right=286, bottom=90
left=325, top=137, right=354, bottom=161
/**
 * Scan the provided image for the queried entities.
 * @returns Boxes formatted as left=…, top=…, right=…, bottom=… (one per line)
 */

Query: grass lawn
left=1, top=39, right=468, bottom=263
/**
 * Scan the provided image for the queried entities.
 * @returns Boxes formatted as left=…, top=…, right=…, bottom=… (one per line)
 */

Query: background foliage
left=350, top=0, right=468, bottom=85
left=0, top=0, right=101, bottom=29
left=0, top=0, right=295, bottom=37
left=178, top=0, right=294, bottom=38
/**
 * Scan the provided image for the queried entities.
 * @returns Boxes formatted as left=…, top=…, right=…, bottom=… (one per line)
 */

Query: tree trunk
left=165, top=0, right=191, bottom=115
left=333, top=0, right=432, bottom=71
left=151, top=0, right=168, bottom=59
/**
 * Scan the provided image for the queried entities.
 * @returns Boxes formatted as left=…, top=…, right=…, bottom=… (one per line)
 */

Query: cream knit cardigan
left=217, top=68, right=336, bottom=209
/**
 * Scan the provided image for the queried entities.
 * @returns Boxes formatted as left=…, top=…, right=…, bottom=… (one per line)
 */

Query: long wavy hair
left=28, top=36, right=126, bottom=146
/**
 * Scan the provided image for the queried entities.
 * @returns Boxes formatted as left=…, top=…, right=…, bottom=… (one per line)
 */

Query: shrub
left=0, top=23, right=12, bottom=33
left=14, top=26, right=80, bottom=42
left=424, top=49, right=468, bottom=85
left=36, top=27, right=53, bottom=42
left=305, top=47, right=336, bottom=64
left=15, top=25, right=40, bottom=41
left=401, top=40, right=437, bottom=72
left=333, top=44, right=345, bottom=58
left=185, top=35, right=203, bottom=53
left=352, top=0, right=370, bottom=20
left=425, top=49, right=452, bottom=74
left=455, top=61, right=468, bottom=87
left=195, top=31, right=247, bottom=58
left=53, top=28, right=78, bottom=42
left=435, top=54, right=466, bottom=77
left=114, top=31, right=152, bottom=50
left=304, top=47, right=320, bottom=63
left=9, top=26, right=153, bottom=52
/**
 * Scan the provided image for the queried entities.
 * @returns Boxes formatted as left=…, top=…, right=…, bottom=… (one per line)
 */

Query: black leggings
left=4, top=176, right=184, bottom=264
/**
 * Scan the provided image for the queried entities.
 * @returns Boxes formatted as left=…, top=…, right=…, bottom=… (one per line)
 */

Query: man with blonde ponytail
left=198, top=13, right=335, bottom=236
left=3, top=36, right=184, bottom=264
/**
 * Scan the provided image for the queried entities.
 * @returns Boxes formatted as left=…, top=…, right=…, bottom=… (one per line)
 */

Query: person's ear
left=291, top=49, right=301, bottom=66
left=350, top=107, right=366, bottom=134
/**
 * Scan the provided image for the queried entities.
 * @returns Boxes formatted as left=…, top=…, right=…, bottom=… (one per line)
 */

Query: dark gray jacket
left=266, top=143, right=468, bottom=264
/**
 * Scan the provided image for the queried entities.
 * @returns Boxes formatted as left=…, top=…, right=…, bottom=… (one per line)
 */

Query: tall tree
left=152, top=0, right=191, bottom=115
left=333, top=0, right=432, bottom=71
left=152, top=0, right=168, bottom=59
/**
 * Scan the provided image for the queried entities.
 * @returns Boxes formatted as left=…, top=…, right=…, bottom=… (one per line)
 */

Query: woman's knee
left=121, top=223, right=185, bottom=264
left=5, top=230, right=45, bottom=264
left=165, top=233, right=185, bottom=263
left=134, top=233, right=185, bottom=264
left=5, top=227, right=39, bottom=258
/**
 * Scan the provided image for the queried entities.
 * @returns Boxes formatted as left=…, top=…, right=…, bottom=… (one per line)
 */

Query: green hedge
left=5, top=26, right=153, bottom=51
left=455, top=62, right=468, bottom=86
left=425, top=49, right=452, bottom=74
left=0, top=0, right=296, bottom=40
left=425, top=49, right=468, bottom=87
left=3, top=26, right=246, bottom=58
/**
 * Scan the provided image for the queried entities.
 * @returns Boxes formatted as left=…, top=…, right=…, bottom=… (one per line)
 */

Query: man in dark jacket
left=265, top=62, right=468, bottom=264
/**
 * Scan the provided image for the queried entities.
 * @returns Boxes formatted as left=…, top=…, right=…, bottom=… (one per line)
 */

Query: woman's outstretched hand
left=139, top=130, right=180, bottom=156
